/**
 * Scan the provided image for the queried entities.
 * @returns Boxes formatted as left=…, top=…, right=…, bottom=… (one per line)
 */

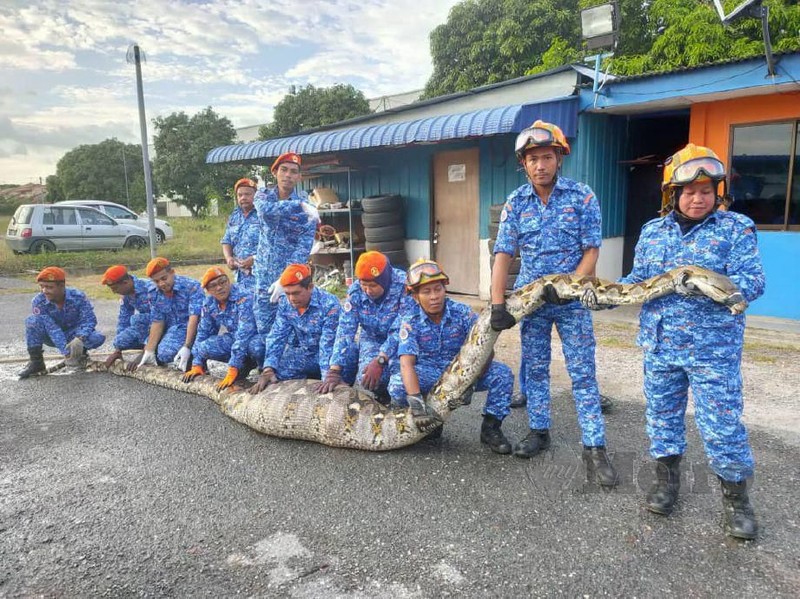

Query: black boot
left=720, top=477, right=759, bottom=540
left=599, top=395, right=613, bottom=413
left=18, top=347, right=47, bottom=379
left=513, top=429, right=550, bottom=458
left=582, top=446, right=619, bottom=487
left=510, top=391, right=527, bottom=408
left=480, top=415, right=512, bottom=454
left=645, top=455, right=682, bottom=515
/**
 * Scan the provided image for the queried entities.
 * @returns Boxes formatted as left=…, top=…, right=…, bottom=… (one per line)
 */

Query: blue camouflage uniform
left=330, top=268, right=414, bottom=390
left=112, top=275, right=153, bottom=351
left=25, top=288, right=105, bottom=353
left=387, top=298, right=513, bottom=420
left=253, top=187, right=317, bottom=335
left=263, top=287, right=341, bottom=380
left=191, top=283, right=264, bottom=370
left=494, top=176, right=606, bottom=446
left=221, top=206, right=260, bottom=291
left=620, top=209, right=765, bottom=482
left=149, top=275, right=204, bottom=364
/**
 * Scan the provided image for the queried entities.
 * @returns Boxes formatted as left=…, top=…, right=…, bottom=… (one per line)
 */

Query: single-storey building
left=207, top=52, right=800, bottom=320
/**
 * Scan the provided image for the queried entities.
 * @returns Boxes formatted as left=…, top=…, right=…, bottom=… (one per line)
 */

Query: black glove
left=542, top=282, right=571, bottom=305
left=580, top=289, right=613, bottom=311
left=490, top=304, right=516, bottom=331
left=406, top=393, right=442, bottom=434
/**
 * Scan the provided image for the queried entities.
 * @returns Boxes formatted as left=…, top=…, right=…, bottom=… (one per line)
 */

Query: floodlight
left=581, top=2, right=618, bottom=51
left=713, top=0, right=763, bottom=25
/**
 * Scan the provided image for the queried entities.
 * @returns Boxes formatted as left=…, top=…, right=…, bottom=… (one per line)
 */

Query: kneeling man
left=100, top=265, right=153, bottom=368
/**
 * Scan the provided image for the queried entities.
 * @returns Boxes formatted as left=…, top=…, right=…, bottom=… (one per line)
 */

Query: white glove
left=138, top=350, right=158, bottom=368
left=174, top=346, right=192, bottom=371
left=64, top=337, right=85, bottom=366
left=268, top=280, right=284, bottom=303
left=301, top=202, right=320, bottom=223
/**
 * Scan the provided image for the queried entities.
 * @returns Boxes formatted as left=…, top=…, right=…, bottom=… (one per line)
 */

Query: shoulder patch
left=32, top=306, right=40, bottom=315
left=500, top=207, right=508, bottom=222
left=344, top=300, right=352, bottom=312
left=399, top=327, right=409, bottom=340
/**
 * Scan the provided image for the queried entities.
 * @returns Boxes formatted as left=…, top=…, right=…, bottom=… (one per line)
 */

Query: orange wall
left=689, top=92, right=800, bottom=165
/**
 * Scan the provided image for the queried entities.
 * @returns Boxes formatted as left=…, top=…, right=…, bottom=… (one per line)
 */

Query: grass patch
left=0, top=215, right=227, bottom=276
left=597, top=337, right=636, bottom=349
left=748, top=354, right=777, bottom=364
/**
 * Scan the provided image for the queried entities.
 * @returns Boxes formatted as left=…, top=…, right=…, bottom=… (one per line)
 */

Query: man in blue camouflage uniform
left=100, top=264, right=153, bottom=369
left=128, top=257, right=204, bottom=371
left=490, top=120, right=617, bottom=486
left=222, top=177, right=260, bottom=292
left=248, top=264, right=340, bottom=394
left=252, top=152, right=319, bottom=337
left=317, top=251, right=413, bottom=400
left=387, top=260, right=514, bottom=454
left=181, top=267, right=263, bottom=391
left=18, top=266, right=105, bottom=379
left=583, top=144, right=765, bottom=539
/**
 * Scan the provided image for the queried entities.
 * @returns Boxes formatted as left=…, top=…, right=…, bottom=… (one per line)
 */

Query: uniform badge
left=344, top=301, right=352, bottom=312
left=399, top=328, right=409, bottom=340
left=370, top=266, right=380, bottom=277
left=32, top=306, right=40, bottom=315
left=500, top=206, right=509, bottom=222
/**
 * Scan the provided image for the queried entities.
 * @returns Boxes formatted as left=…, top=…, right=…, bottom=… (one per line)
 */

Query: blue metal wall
left=749, top=232, right=799, bottom=320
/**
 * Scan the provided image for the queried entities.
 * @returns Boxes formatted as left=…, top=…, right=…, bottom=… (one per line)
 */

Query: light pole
left=126, top=44, right=157, bottom=258
left=121, top=145, right=131, bottom=207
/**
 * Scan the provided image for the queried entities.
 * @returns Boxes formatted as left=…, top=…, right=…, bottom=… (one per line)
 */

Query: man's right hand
left=406, top=393, right=442, bottom=434
left=580, top=289, right=613, bottom=311
left=268, top=280, right=284, bottom=303
left=490, top=304, right=516, bottom=331
left=315, top=369, right=343, bottom=394
left=103, top=349, right=123, bottom=369
left=225, top=256, right=238, bottom=270
left=248, top=368, right=278, bottom=394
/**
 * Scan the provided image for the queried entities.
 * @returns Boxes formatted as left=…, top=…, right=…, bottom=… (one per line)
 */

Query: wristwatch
left=377, top=355, right=388, bottom=367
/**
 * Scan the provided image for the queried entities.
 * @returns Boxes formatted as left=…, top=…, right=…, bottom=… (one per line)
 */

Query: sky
left=0, top=0, right=461, bottom=185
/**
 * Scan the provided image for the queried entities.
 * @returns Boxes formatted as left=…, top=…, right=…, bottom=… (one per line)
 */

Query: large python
left=89, top=266, right=746, bottom=451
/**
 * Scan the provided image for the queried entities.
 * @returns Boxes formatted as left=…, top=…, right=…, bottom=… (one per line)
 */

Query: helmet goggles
left=514, top=126, right=559, bottom=157
left=669, top=156, right=726, bottom=187
left=406, top=260, right=449, bottom=290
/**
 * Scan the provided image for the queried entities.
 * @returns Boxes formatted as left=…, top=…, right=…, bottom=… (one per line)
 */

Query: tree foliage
left=258, top=84, right=371, bottom=139
left=424, top=0, right=800, bottom=95
left=153, top=107, right=241, bottom=217
left=46, top=139, right=149, bottom=209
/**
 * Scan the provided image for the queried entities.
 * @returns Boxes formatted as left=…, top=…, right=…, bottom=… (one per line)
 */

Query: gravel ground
left=1, top=286, right=799, bottom=597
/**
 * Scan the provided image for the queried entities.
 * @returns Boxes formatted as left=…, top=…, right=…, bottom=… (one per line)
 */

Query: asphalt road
left=1, top=287, right=799, bottom=597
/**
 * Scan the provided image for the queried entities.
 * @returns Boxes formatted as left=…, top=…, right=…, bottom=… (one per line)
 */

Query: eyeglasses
left=671, top=157, right=726, bottom=186
left=514, top=126, right=556, bottom=155
left=406, top=261, right=447, bottom=288
left=206, top=277, right=229, bottom=291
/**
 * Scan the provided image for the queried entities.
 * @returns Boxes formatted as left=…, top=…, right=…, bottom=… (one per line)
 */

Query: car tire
left=156, top=229, right=166, bottom=244
left=124, top=236, right=147, bottom=250
left=364, top=224, right=404, bottom=243
left=361, top=195, right=403, bottom=213
left=29, top=240, right=56, bottom=254
left=361, top=210, right=402, bottom=228
left=381, top=249, right=407, bottom=266
left=366, top=239, right=405, bottom=252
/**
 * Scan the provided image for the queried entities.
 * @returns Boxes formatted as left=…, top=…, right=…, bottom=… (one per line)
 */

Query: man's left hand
left=675, top=273, right=703, bottom=297
left=249, top=368, right=278, bottom=395
left=360, top=358, right=384, bottom=391
left=301, top=202, right=320, bottom=222
left=64, top=338, right=85, bottom=367
left=542, top=283, right=571, bottom=305
left=174, top=346, right=192, bottom=371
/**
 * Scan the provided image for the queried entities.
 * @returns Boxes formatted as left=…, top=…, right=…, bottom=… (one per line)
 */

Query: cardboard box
left=309, top=188, right=341, bottom=206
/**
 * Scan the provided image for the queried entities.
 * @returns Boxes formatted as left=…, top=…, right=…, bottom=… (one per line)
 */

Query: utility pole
left=127, top=44, right=157, bottom=258
left=121, top=145, right=131, bottom=207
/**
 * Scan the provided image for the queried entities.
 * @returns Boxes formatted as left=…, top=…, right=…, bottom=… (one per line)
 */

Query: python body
left=90, top=266, right=746, bottom=451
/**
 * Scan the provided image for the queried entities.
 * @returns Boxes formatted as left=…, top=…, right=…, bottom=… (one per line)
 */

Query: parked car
left=58, top=200, right=174, bottom=244
left=5, top=204, right=149, bottom=254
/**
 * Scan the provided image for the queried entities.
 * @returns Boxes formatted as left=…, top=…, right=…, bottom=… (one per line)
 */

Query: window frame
left=727, top=117, right=800, bottom=232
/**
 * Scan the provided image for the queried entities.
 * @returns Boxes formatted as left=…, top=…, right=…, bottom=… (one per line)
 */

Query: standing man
left=318, top=251, right=413, bottom=398
left=18, top=267, right=105, bottom=379
left=582, top=144, right=765, bottom=539
left=221, top=177, right=260, bottom=292
left=181, top=267, right=262, bottom=391
left=100, top=265, right=154, bottom=368
left=252, top=153, right=319, bottom=337
left=387, top=260, right=514, bottom=454
left=128, top=257, right=204, bottom=371
left=490, top=120, right=617, bottom=486
left=248, top=264, right=340, bottom=394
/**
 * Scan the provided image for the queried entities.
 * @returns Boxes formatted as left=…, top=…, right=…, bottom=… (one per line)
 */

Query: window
left=105, top=205, right=136, bottom=220
left=45, top=207, right=78, bottom=225
left=78, top=208, right=113, bottom=226
left=730, top=121, right=799, bottom=229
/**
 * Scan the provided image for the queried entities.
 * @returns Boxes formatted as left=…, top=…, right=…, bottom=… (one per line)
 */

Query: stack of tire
left=361, top=194, right=408, bottom=269
left=488, top=203, right=521, bottom=292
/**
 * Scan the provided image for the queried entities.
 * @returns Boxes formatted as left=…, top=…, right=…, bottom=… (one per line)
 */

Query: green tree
left=153, top=107, right=241, bottom=217
left=46, top=139, right=148, bottom=207
left=258, top=84, right=371, bottom=139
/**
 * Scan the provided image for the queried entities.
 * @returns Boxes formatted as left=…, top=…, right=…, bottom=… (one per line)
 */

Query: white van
left=58, top=200, right=174, bottom=243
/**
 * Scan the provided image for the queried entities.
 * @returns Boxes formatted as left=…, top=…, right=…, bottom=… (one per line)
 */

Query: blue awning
left=206, top=96, right=578, bottom=164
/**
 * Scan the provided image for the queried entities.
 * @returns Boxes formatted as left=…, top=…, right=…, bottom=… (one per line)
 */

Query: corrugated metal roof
left=206, top=96, right=578, bottom=164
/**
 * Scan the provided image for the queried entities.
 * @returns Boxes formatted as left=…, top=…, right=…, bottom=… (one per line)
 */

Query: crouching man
left=181, top=267, right=263, bottom=391
left=248, top=263, right=341, bottom=394
left=100, top=265, right=153, bottom=368
left=387, top=260, right=514, bottom=454
left=19, top=266, right=105, bottom=379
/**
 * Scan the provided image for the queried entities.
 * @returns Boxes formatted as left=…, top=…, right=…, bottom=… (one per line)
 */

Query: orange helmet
left=661, top=144, right=727, bottom=214
left=514, top=120, right=571, bottom=160
left=406, top=259, right=449, bottom=291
